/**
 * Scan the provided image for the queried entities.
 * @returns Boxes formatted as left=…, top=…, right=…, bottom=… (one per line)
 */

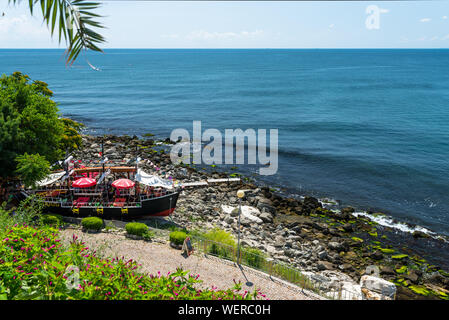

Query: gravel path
left=60, top=229, right=317, bottom=300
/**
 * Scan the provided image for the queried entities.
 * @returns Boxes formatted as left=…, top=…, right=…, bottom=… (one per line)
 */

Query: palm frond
left=9, top=0, right=105, bottom=65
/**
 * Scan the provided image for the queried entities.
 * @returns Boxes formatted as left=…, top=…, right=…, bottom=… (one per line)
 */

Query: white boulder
left=360, top=275, right=397, bottom=299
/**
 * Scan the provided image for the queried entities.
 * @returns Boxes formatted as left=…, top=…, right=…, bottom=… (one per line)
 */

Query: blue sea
left=2, top=49, right=449, bottom=240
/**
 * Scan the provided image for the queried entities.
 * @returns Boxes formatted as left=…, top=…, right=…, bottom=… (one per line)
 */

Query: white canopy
left=36, top=171, right=66, bottom=187
left=135, top=169, right=174, bottom=189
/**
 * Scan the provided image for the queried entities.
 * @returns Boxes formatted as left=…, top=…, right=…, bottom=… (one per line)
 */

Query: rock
left=405, top=270, right=420, bottom=284
left=259, top=211, right=273, bottom=223
left=302, top=196, right=321, bottom=215
left=338, top=264, right=354, bottom=272
left=328, top=241, right=345, bottom=252
left=284, top=249, right=295, bottom=258
left=341, top=207, right=355, bottom=214
left=340, top=282, right=363, bottom=300
left=240, top=206, right=263, bottom=225
left=273, top=236, right=285, bottom=248
left=360, top=275, right=397, bottom=299
left=256, top=198, right=276, bottom=214
left=317, top=261, right=334, bottom=271
left=427, top=272, right=449, bottom=287
left=380, top=266, right=395, bottom=276
left=370, top=251, right=384, bottom=260
left=361, top=288, right=385, bottom=300
left=340, top=207, right=355, bottom=220
left=317, top=250, right=328, bottom=260
left=221, top=205, right=236, bottom=216
left=265, top=245, right=277, bottom=255
left=224, top=216, right=234, bottom=225
left=342, top=223, right=353, bottom=232
left=412, top=231, right=430, bottom=239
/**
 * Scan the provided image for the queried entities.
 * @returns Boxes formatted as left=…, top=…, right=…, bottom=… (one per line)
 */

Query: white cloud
left=443, top=16, right=448, bottom=20
left=429, top=36, right=439, bottom=41
left=420, top=18, right=431, bottom=23
left=380, top=8, right=390, bottom=14
left=0, top=14, right=53, bottom=47
left=328, top=24, right=335, bottom=29
left=160, top=34, right=180, bottom=39
left=443, top=34, right=449, bottom=40
left=185, top=30, right=263, bottom=41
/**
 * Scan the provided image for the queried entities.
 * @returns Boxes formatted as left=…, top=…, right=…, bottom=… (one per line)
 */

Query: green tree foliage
left=0, top=72, right=84, bottom=184
left=15, top=153, right=51, bottom=189
left=8, top=0, right=105, bottom=64
left=60, top=118, right=85, bottom=151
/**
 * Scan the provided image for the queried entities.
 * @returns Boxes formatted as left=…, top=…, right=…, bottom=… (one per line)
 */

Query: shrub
left=142, top=230, right=155, bottom=241
left=202, top=228, right=236, bottom=247
left=15, top=153, right=51, bottom=189
left=201, top=228, right=236, bottom=259
left=169, top=231, right=187, bottom=246
left=81, top=217, right=103, bottom=231
left=242, top=247, right=266, bottom=269
left=125, top=222, right=149, bottom=237
left=41, top=214, right=63, bottom=226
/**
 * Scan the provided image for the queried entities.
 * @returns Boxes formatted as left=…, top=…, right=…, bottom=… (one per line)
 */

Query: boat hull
left=39, top=192, right=180, bottom=220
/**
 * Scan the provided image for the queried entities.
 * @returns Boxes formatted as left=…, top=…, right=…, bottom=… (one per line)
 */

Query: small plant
left=200, top=228, right=236, bottom=259
left=169, top=231, right=187, bottom=246
left=242, top=247, right=266, bottom=269
left=142, top=230, right=155, bottom=241
left=125, top=222, right=149, bottom=237
left=81, top=216, right=103, bottom=231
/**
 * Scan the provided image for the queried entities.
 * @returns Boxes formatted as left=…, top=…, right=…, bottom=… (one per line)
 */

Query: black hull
left=40, top=192, right=180, bottom=220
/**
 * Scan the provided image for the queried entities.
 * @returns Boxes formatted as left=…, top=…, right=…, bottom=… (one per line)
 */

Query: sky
left=0, top=1, right=448, bottom=48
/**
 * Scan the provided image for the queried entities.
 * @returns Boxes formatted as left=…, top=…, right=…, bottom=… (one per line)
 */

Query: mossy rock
left=408, top=285, right=431, bottom=296
left=392, top=254, right=408, bottom=260
left=438, top=270, right=449, bottom=277
left=395, top=266, right=408, bottom=274
left=380, top=248, right=396, bottom=254
left=351, top=237, right=364, bottom=243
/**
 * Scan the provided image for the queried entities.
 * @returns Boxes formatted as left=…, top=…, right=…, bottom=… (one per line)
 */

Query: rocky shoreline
left=72, top=133, right=449, bottom=300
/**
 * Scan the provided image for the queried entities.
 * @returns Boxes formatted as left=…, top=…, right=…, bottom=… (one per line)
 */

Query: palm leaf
left=8, top=0, right=105, bottom=65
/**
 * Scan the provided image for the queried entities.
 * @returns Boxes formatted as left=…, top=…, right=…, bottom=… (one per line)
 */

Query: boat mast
left=135, top=144, right=138, bottom=196
left=102, top=139, right=108, bottom=203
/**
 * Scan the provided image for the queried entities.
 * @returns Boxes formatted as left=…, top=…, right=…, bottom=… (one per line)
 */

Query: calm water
left=2, top=49, right=449, bottom=238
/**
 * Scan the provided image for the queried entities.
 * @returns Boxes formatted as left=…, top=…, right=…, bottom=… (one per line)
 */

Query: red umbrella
left=112, top=178, right=135, bottom=189
left=72, top=177, right=96, bottom=188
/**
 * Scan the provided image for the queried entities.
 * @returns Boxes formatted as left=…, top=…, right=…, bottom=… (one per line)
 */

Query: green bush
left=142, top=230, right=155, bottom=241
left=202, top=228, right=236, bottom=246
left=201, top=228, right=236, bottom=259
left=125, top=222, right=149, bottom=237
left=0, top=224, right=264, bottom=300
left=169, top=231, right=187, bottom=245
left=41, top=214, right=63, bottom=226
left=242, top=247, right=266, bottom=269
left=81, top=217, right=103, bottom=231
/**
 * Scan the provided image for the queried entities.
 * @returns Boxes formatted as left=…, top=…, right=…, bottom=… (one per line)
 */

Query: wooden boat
left=21, top=164, right=181, bottom=220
